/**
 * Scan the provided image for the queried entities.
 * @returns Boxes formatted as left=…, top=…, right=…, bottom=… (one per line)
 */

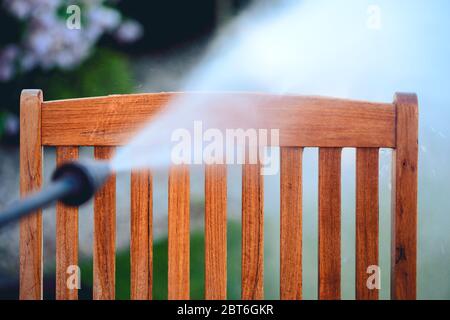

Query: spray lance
left=0, top=160, right=112, bottom=230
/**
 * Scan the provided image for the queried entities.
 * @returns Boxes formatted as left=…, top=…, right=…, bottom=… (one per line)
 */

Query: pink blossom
left=116, top=20, right=143, bottom=43
left=1, top=0, right=143, bottom=77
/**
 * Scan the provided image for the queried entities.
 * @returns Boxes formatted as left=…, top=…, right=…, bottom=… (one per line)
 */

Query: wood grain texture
left=56, top=146, right=79, bottom=300
left=41, top=93, right=395, bottom=147
left=205, top=164, right=227, bottom=300
left=168, top=165, right=190, bottom=300
left=93, top=147, right=116, bottom=300
left=20, top=89, right=418, bottom=301
left=242, top=163, right=264, bottom=300
left=391, top=93, right=418, bottom=300
left=280, top=147, right=303, bottom=300
left=356, top=148, right=379, bottom=300
left=318, top=148, right=342, bottom=300
left=130, top=170, right=152, bottom=300
left=19, top=89, right=43, bottom=300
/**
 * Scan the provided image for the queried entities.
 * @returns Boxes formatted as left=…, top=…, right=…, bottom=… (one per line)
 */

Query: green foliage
left=44, top=48, right=134, bottom=101
left=0, top=112, right=6, bottom=135
left=77, top=221, right=242, bottom=300
left=0, top=47, right=135, bottom=140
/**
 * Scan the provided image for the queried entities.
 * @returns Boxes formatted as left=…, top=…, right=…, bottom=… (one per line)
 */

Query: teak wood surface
left=168, top=165, right=190, bottom=300
left=130, top=170, right=153, bottom=300
left=205, top=164, right=227, bottom=300
left=19, top=90, right=418, bottom=300
left=56, top=146, right=79, bottom=300
left=355, top=148, right=379, bottom=300
left=280, top=147, right=303, bottom=300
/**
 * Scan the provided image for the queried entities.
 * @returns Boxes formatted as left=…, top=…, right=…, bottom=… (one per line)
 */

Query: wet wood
left=19, top=90, right=43, bottom=300
left=20, top=89, right=419, bottom=301
left=130, top=170, right=153, bottom=300
left=242, top=162, right=264, bottom=300
left=168, top=165, right=190, bottom=300
left=318, top=148, right=342, bottom=300
left=93, top=147, right=116, bottom=300
left=391, top=93, right=418, bottom=300
left=205, top=164, right=227, bottom=300
left=356, top=148, right=379, bottom=300
left=280, top=147, right=303, bottom=300
left=42, top=93, right=395, bottom=147
left=56, top=146, right=79, bottom=300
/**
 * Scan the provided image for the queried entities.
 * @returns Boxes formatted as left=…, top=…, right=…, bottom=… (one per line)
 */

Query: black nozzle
left=52, top=160, right=111, bottom=206
left=0, top=160, right=112, bottom=229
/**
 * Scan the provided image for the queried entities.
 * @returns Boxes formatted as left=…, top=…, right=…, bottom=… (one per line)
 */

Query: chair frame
left=19, top=90, right=418, bottom=300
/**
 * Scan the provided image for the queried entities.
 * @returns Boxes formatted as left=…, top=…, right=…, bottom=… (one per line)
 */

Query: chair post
left=391, top=93, right=418, bottom=300
left=19, top=89, right=43, bottom=300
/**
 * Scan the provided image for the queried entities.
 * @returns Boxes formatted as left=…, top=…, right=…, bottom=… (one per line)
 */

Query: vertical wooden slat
left=205, top=164, right=227, bottom=300
left=241, top=162, right=264, bottom=300
left=93, top=146, right=116, bottom=300
left=130, top=170, right=152, bottom=300
left=318, top=148, right=342, bottom=300
left=391, top=93, right=418, bottom=300
left=168, top=165, right=190, bottom=300
left=280, top=147, right=303, bottom=300
left=19, top=89, right=43, bottom=300
left=56, top=146, right=79, bottom=300
left=356, top=148, right=379, bottom=300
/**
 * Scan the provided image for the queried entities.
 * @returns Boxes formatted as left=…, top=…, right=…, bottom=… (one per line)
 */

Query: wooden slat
left=356, top=148, right=379, bottom=300
left=168, top=165, right=190, bottom=300
left=56, top=146, right=79, bottom=300
left=205, top=164, right=227, bottom=300
left=242, top=162, right=264, bottom=300
left=318, top=148, right=342, bottom=300
left=93, top=147, right=116, bottom=300
left=130, top=170, right=152, bottom=300
left=280, top=147, right=303, bottom=300
left=41, top=93, right=395, bottom=147
left=391, top=93, right=418, bottom=300
left=19, top=89, right=43, bottom=300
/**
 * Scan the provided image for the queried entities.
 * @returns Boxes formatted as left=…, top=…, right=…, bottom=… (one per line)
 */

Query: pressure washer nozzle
left=51, top=160, right=112, bottom=206
left=0, top=160, right=112, bottom=230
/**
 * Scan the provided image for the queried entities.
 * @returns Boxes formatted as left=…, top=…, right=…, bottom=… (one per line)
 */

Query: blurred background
left=0, top=0, right=253, bottom=300
left=0, top=0, right=449, bottom=300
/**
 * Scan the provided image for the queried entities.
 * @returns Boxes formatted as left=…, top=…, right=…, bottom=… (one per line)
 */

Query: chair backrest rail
left=40, top=93, right=396, bottom=148
left=18, top=90, right=418, bottom=300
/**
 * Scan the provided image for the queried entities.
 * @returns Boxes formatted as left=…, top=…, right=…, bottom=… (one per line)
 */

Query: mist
left=113, top=0, right=450, bottom=171
left=111, top=0, right=450, bottom=299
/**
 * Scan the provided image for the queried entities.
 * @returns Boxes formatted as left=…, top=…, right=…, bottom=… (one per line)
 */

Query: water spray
left=0, top=160, right=111, bottom=230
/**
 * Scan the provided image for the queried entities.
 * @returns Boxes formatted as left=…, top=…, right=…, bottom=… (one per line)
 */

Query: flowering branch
left=0, top=0, right=142, bottom=81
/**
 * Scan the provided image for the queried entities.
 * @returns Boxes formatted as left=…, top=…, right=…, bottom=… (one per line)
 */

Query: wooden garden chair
left=19, top=89, right=418, bottom=300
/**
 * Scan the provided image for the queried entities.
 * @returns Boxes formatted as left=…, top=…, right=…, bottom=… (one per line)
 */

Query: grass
left=77, top=221, right=242, bottom=300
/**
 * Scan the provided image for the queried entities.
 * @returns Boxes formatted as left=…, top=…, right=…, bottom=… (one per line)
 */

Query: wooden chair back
left=19, top=90, right=418, bottom=300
